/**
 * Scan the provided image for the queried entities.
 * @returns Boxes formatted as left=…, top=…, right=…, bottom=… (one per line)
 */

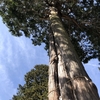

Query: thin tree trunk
left=48, top=7, right=99, bottom=100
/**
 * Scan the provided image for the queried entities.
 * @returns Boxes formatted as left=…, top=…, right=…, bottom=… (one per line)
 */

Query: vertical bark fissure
left=49, top=6, right=100, bottom=100
left=54, top=29, right=78, bottom=100
left=49, top=6, right=75, bottom=100
left=50, top=27, right=60, bottom=95
left=48, top=30, right=60, bottom=100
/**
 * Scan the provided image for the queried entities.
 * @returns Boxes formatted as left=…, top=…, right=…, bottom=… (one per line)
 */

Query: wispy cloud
left=0, top=17, right=49, bottom=100
left=0, top=33, right=17, bottom=99
left=0, top=18, right=35, bottom=99
left=0, top=64, right=17, bottom=100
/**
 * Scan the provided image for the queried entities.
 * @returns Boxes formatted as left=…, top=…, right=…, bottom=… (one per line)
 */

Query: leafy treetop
left=0, top=0, right=100, bottom=63
left=12, top=64, right=48, bottom=100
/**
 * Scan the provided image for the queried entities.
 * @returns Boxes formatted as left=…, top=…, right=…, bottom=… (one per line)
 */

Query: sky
left=0, top=17, right=100, bottom=100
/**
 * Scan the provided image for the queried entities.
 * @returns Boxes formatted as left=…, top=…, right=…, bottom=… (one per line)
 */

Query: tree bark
left=48, top=30, right=60, bottom=100
left=48, top=7, right=100, bottom=100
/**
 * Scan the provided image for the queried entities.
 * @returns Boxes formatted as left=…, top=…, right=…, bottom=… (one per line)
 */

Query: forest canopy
left=0, top=0, right=100, bottom=63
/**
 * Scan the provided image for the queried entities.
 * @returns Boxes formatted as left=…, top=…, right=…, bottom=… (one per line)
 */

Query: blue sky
left=0, top=17, right=100, bottom=100
left=0, top=17, right=49, bottom=100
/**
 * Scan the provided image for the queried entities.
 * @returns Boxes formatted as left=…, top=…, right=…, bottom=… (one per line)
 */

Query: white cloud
left=0, top=17, right=49, bottom=100
left=0, top=18, right=36, bottom=99
left=0, top=64, right=17, bottom=100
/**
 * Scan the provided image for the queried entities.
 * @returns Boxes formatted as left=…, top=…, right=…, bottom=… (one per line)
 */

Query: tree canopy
left=12, top=64, right=48, bottom=100
left=0, top=0, right=100, bottom=63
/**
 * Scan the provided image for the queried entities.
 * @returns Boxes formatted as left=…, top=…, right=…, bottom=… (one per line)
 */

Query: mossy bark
left=48, top=7, right=99, bottom=100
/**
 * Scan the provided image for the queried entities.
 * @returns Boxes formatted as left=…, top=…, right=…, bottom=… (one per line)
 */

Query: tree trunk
left=48, top=7, right=100, bottom=100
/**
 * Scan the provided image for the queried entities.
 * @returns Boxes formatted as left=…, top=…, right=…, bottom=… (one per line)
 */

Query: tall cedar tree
left=0, top=0, right=100, bottom=100
left=12, top=65, right=48, bottom=100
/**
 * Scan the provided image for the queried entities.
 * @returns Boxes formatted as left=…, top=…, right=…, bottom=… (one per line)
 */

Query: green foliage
left=12, top=65, right=48, bottom=100
left=0, top=0, right=100, bottom=63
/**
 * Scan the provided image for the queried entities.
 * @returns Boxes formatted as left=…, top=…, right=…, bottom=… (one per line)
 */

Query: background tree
left=12, top=64, right=48, bottom=100
left=0, top=0, right=100, bottom=100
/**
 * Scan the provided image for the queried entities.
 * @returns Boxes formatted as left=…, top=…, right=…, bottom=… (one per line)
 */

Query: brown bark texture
left=48, top=7, right=100, bottom=100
